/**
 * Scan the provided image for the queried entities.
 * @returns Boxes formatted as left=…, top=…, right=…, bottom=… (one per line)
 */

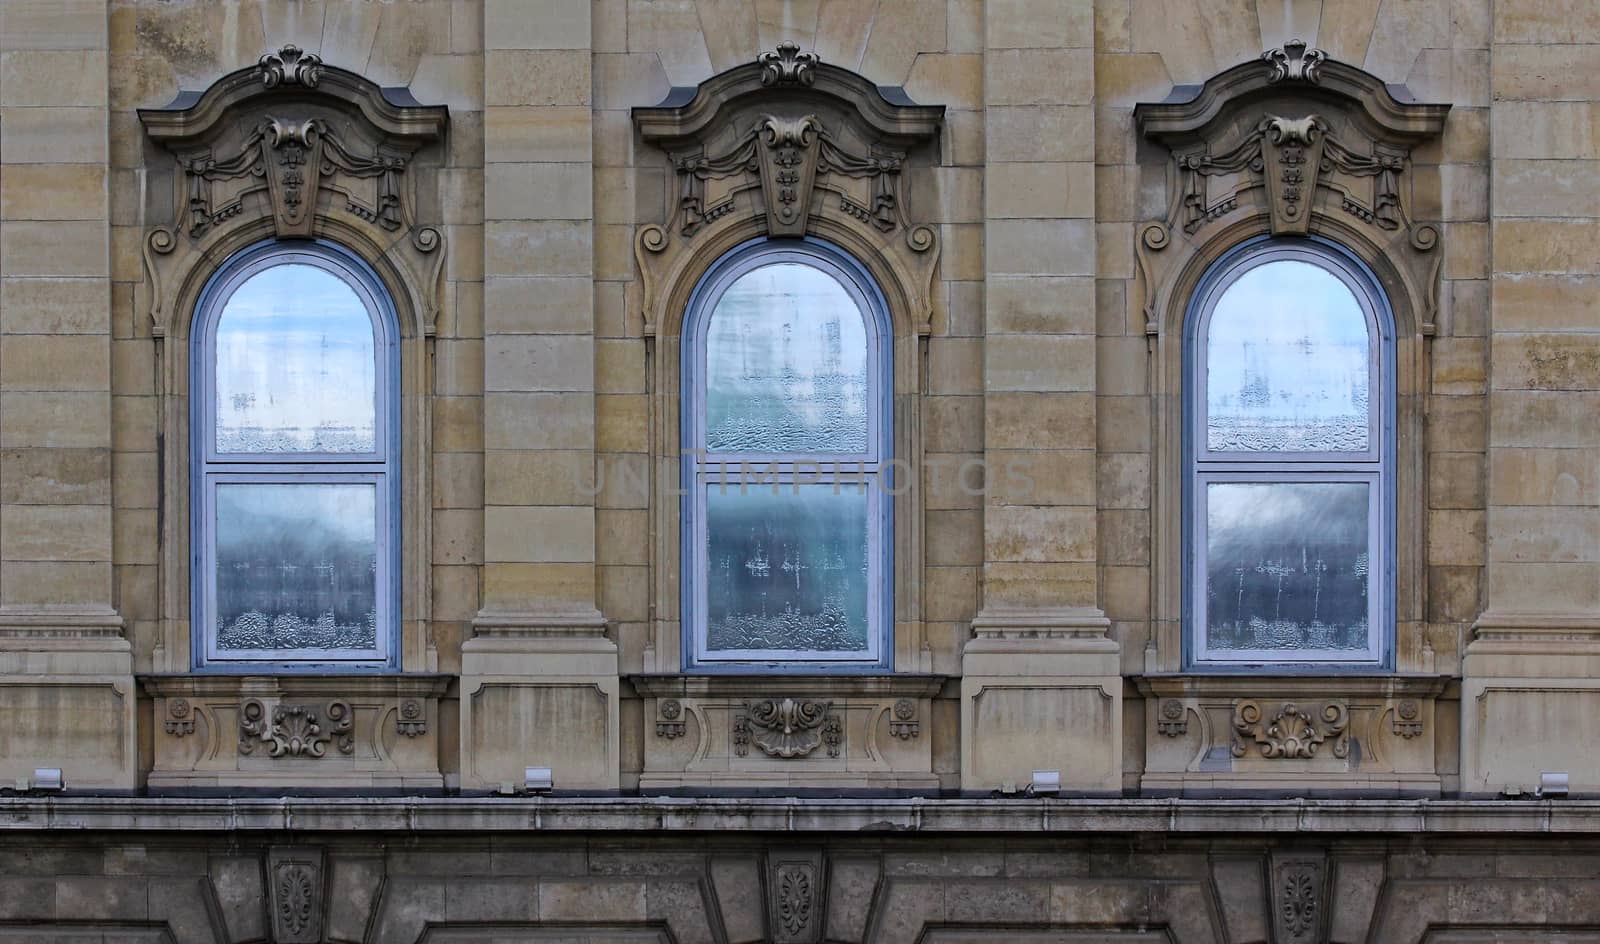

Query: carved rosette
left=164, top=698, right=195, bottom=737
left=633, top=45, right=944, bottom=335
left=138, top=45, right=449, bottom=337
left=1156, top=698, right=1188, bottom=737
left=655, top=698, right=687, bottom=739
left=1391, top=698, right=1423, bottom=738
left=396, top=698, right=427, bottom=738
left=888, top=698, right=919, bottom=739
left=1232, top=701, right=1350, bottom=759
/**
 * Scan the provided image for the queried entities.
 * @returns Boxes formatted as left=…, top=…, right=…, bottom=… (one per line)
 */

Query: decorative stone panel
left=631, top=42, right=944, bottom=338
left=140, top=674, right=451, bottom=790
left=1131, top=674, right=1450, bottom=794
left=628, top=674, right=945, bottom=790
left=137, top=44, right=449, bottom=340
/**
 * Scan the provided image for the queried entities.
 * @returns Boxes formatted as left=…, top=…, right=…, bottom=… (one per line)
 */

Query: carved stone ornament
left=656, top=698, right=687, bottom=739
left=889, top=698, right=919, bottom=739
left=1392, top=698, right=1424, bottom=738
left=766, top=848, right=825, bottom=944
left=137, top=45, right=449, bottom=337
left=239, top=698, right=354, bottom=758
left=396, top=698, right=426, bottom=738
left=267, top=847, right=324, bottom=944
left=164, top=698, right=195, bottom=737
left=1156, top=698, right=1188, bottom=737
left=1133, top=44, right=1449, bottom=335
left=736, top=698, right=841, bottom=759
left=1231, top=700, right=1350, bottom=759
left=632, top=45, right=944, bottom=335
left=1270, top=853, right=1327, bottom=944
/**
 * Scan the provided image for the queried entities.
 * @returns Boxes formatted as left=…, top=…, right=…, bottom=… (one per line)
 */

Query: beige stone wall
left=3, top=0, right=1595, bottom=798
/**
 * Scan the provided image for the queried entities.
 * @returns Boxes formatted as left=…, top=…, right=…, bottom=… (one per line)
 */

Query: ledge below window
left=625, top=673, right=950, bottom=792
left=1128, top=673, right=1454, bottom=797
left=139, top=673, right=453, bottom=792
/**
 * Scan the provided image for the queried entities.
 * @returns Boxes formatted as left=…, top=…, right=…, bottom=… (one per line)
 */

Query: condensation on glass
left=1189, top=243, right=1389, bottom=666
left=685, top=243, right=889, bottom=668
left=194, top=244, right=395, bottom=668
left=213, top=264, right=378, bottom=454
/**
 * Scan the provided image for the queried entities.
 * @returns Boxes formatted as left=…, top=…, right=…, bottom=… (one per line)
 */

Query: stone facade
left=2, top=0, right=1599, bottom=938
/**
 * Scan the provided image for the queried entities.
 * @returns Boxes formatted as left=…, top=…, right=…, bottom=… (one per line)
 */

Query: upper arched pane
left=704, top=261, right=870, bottom=454
left=213, top=263, right=378, bottom=454
left=1205, top=259, right=1371, bottom=452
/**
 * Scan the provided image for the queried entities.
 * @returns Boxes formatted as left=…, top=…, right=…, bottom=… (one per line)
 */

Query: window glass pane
left=705, top=262, right=870, bottom=454
left=214, top=263, right=377, bottom=453
left=1204, top=482, right=1370, bottom=652
left=214, top=483, right=378, bottom=652
left=1206, top=260, right=1370, bottom=452
left=705, top=483, right=869, bottom=653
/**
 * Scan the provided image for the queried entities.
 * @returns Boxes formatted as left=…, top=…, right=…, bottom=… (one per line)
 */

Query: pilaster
left=959, top=0, right=1118, bottom=793
left=1461, top=0, right=1600, bottom=795
left=0, top=0, right=132, bottom=790
left=464, top=0, right=618, bottom=791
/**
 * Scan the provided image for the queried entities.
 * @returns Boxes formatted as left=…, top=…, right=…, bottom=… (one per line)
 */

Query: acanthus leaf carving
left=777, top=862, right=816, bottom=936
left=1231, top=700, right=1349, bottom=759
left=267, top=847, right=325, bottom=944
left=239, top=699, right=354, bottom=758
left=1262, top=39, right=1327, bottom=84
left=759, top=41, right=820, bottom=87
left=737, top=697, right=839, bottom=759
left=139, top=45, right=448, bottom=337
left=1270, top=854, right=1326, bottom=944
left=259, top=44, right=323, bottom=89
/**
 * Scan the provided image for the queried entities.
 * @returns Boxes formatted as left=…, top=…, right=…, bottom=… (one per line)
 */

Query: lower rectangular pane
left=214, top=483, right=379, bottom=653
left=705, top=483, right=870, bottom=654
left=1204, top=481, right=1371, bottom=653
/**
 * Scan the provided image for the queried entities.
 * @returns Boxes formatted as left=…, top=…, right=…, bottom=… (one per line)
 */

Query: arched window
left=1186, top=239, right=1392, bottom=667
left=192, top=242, right=398, bottom=668
left=682, top=240, right=892, bottom=670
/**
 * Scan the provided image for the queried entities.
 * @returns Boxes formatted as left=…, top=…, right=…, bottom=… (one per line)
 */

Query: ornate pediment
left=632, top=44, right=944, bottom=335
left=1132, top=43, right=1449, bottom=334
left=137, top=45, right=449, bottom=336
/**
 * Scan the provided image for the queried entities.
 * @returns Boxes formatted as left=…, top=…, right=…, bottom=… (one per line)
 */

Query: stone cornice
left=4, top=797, right=1600, bottom=834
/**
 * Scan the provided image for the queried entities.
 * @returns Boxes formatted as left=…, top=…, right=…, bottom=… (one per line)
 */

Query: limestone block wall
left=1, top=0, right=1596, bottom=799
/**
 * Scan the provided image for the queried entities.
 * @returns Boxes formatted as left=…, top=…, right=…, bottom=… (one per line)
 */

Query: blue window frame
left=1184, top=237, right=1395, bottom=669
left=681, top=238, right=894, bottom=672
left=191, top=241, right=400, bottom=670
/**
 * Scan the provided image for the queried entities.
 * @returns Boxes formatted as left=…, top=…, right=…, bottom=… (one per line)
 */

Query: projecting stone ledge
left=1, top=796, right=1596, bottom=834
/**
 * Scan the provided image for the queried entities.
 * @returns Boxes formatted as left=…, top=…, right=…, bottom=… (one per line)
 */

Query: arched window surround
left=679, top=237, right=896, bottom=673
left=189, top=239, right=402, bottom=671
left=1182, top=235, right=1396, bottom=670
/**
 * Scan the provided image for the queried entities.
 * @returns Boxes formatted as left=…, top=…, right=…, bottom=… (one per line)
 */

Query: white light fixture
left=1537, top=771, right=1570, bottom=798
left=523, top=766, right=553, bottom=793
left=31, top=768, right=63, bottom=791
left=1029, top=770, right=1061, bottom=795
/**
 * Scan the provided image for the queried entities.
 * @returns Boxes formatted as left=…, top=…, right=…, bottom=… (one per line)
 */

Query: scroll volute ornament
left=1133, top=42, right=1449, bottom=333
left=137, top=45, right=449, bottom=337
left=632, top=44, right=944, bottom=335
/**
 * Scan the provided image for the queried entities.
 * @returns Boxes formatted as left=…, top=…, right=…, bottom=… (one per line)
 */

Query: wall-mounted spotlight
left=1028, top=770, right=1061, bottom=796
left=523, top=766, right=554, bottom=793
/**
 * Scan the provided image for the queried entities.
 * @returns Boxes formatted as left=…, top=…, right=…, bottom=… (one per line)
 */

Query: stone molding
left=5, top=795, right=1600, bottom=833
